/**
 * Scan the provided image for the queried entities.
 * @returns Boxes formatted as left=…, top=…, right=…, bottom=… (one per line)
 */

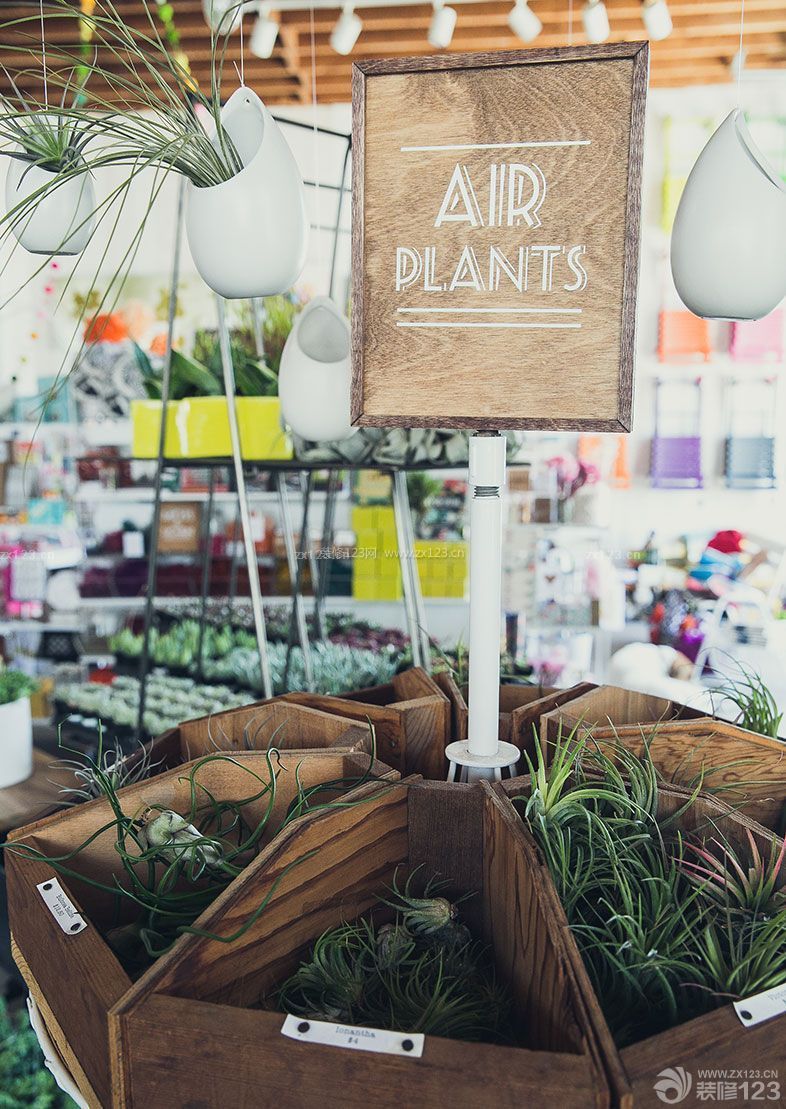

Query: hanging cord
left=239, top=0, right=245, bottom=85
left=309, top=5, right=325, bottom=281
left=40, top=0, right=48, bottom=108
left=736, top=0, right=746, bottom=106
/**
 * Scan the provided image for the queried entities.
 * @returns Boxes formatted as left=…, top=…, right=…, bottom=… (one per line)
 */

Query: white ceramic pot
left=278, top=295, right=358, bottom=442
left=185, top=87, right=308, bottom=299
left=0, top=695, right=33, bottom=788
left=5, top=158, right=96, bottom=256
left=671, top=110, right=786, bottom=321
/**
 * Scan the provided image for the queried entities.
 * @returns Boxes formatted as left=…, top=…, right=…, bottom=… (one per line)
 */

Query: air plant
left=512, top=724, right=786, bottom=1046
left=8, top=732, right=387, bottom=974
left=711, top=662, right=783, bottom=740
left=276, top=875, right=510, bottom=1043
left=52, top=737, right=162, bottom=805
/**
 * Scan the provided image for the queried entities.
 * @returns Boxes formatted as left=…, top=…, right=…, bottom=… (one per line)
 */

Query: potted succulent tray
left=541, top=685, right=786, bottom=832
left=139, top=697, right=375, bottom=776
left=131, top=396, right=293, bottom=461
left=434, top=672, right=596, bottom=759
left=282, top=667, right=451, bottom=780
left=499, top=733, right=786, bottom=1107
left=108, top=778, right=614, bottom=1108
left=5, top=748, right=397, bottom=1109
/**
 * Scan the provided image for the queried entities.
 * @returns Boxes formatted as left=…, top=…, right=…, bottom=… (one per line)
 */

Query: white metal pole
left=445, top=432, right=520, bottom=782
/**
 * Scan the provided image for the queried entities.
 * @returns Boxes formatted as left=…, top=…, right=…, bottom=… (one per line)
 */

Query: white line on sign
left=396, top=321, right=582, bottom=329
left=396, top=307, right=582, bottom=314
left=400, top=140, right=591, bottom=152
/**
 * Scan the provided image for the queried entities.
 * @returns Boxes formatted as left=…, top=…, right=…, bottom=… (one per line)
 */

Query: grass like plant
left=277, top=871, right=511, bottom=1043
left=711, top=661, right=783, bottom=740
left=513, top=727, right=786, bottom=1046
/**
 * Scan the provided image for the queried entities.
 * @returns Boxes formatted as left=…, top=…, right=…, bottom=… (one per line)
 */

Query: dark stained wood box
left=108, top=780, right=615, bottom=1108
left=540, top=685, right=786, bottom=831
left=145, top=698, right=373, bottom=773
left=281, top=666, right=451, bottom=780
left=499, top=777, right=786, bottom=1107
left=5, top=750, right=396, bottom=1109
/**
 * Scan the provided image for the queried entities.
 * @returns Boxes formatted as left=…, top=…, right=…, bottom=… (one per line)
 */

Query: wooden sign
left=158, top=502, right=202, bottom=554
left=351, top=44, right=648, bottom=431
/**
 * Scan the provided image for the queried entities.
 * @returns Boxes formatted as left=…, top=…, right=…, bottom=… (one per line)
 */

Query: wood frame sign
left=351, top=43, right=649, bottom=431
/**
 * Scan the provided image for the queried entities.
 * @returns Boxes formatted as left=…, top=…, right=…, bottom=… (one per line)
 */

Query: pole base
left=445, top=740, right=521, bottom=784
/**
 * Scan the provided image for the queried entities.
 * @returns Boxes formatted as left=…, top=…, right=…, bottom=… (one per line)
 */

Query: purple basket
left=650, top=435, right=703, bottom=488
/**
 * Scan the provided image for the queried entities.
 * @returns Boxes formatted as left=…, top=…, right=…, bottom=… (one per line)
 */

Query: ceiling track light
left=507, top=0, right=542, bottom=44
left=428, top=0, right=458, bottom=48
left=250, top=4, right=280, bottom=58
left=330, top=4, right=363, bottom=54
left=581, top=0, right=609, bottom=43
left=641, top=0, right=672, bottom=41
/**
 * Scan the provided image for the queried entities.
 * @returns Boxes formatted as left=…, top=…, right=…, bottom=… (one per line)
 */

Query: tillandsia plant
left=0, top=996, right=76, bottom=1108
left=0, top=0, right=264, bottom=395
left=276, top=870, right=511, bottom=1043
left=52, top=738, right=163, bottom=805
left=512, top=727, right=786, bottom=1047
left=711, top=660, right=784, bottom=740
left=7, top=725, right=385, bottom=976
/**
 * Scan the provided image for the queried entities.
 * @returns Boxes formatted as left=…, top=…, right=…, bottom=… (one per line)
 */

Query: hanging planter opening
left=185, top=88, right=308, bottom=299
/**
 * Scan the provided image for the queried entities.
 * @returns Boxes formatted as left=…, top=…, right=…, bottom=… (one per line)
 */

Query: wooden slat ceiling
left=1, top=0, right=784, bottom=106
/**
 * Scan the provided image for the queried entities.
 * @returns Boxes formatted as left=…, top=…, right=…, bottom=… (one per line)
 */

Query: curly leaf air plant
left=8, top=727, right=384, bottom=976
left=277, top=871, right=510, bottom=1043
left=53, top=737, right=162, bottom=805
left=513, top=726, right=786, bottom=1047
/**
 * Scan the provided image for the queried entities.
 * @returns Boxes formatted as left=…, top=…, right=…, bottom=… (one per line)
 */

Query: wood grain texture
left=282, top=669, right=451, bottom=779
left=351, top=44, right=648, bottom=431
left=115, top=994, right=600, bottom=1109
left=499, top=777, right=786, bottom=1107
left=7, top=751, right=396, bottom=1108
left=110, top=780, right=613, bottom=1108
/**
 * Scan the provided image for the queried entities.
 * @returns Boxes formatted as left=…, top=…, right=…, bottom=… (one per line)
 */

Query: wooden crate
left=436, top=675, right=595, bottom=758
left=499, top=777, right=786, bottom=1107
left=541, top=685, right=786, bottom=831
left=146, top=698, right=373, bottom=773
left=282, top=666, right=451, bottom=779
left=109, top=779, right=615, bottom=1108
left=5, top=750, right=396, bottom=1109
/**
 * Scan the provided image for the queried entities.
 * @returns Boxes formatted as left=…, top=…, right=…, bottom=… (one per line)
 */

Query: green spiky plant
left=711, top=661, right=783, bottom=740
left=7, top=724, right=384, bottom=975
left=512, top=727, right=786, bottom=1046
left=277, top=871, right=511, bottom=1043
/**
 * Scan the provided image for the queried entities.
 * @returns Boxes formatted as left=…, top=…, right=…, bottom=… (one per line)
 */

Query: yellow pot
left=176, top=396, right=293, bottom=460
left=131, top=400, right=183, bottom=459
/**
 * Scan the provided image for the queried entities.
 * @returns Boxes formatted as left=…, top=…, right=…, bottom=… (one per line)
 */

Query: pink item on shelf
left=730, top=310, right=784, bottom=362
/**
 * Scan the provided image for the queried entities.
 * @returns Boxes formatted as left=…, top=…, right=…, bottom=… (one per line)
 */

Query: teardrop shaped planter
left=278, top=296, right=358, bottom=442
left=671, top=110, right=786, bottom=321
left=185, top=88, right=308, bottom=299
left=5, top=159, right=96, bottom=256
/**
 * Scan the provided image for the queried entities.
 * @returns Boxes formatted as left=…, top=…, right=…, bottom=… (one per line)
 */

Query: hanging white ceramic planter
left=671, top=110, right=786, bottom=320
left=5, top=159, right=95, bottom=256
left=185, top=87, right=308, bottom=299
left=278, top=296, right=357, bottom=442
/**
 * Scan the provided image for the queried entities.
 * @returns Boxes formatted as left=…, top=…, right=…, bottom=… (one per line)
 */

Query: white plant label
left=280, top=1014, right=425, bottom=1058
left=734, top=982, right=786, bottom=1028
left=36, top=878, right=87, bottom=935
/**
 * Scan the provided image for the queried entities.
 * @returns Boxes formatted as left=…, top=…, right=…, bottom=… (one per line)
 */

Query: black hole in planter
left=740, top=1010, right=752, bottom=1021
left=42, top=883, right=52, bottom=891
left=70, top=923, right=81, bottom=932
left=298, top=1021, right=310, bottom=1033
left=401, top=1039, right=414, bottom=1052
